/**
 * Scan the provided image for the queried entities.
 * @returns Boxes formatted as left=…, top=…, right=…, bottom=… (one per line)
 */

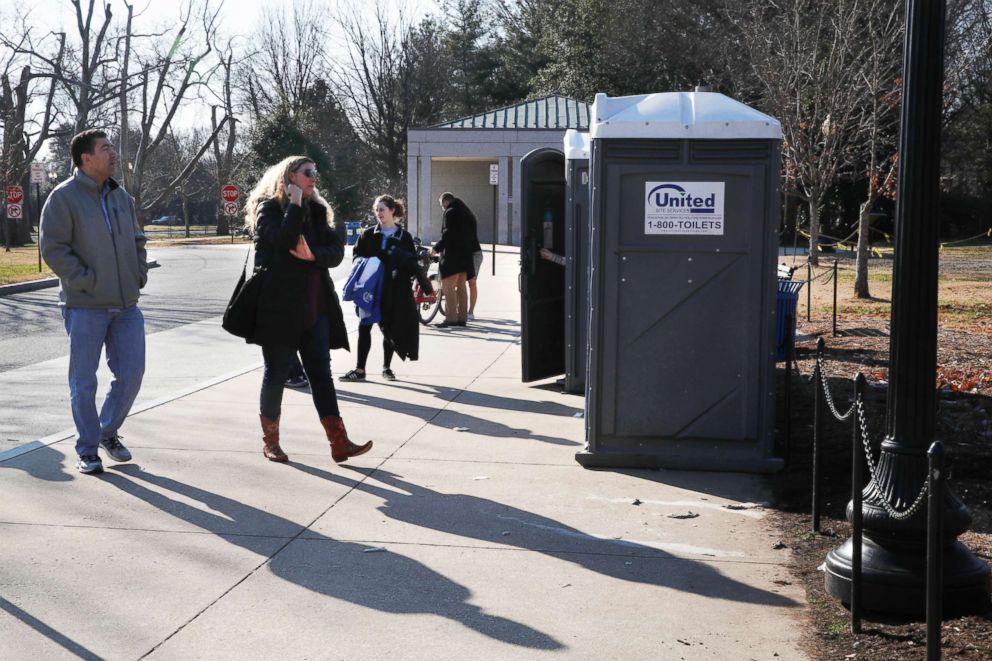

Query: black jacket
left=353, top=224, right=427, bottom=361
left=251, top=198, right=349, bottom=350
left=435, top=198, right=477, bottom=278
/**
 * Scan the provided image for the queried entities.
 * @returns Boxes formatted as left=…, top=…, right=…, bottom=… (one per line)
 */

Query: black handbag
left=222, top=248, right=265, bottom=339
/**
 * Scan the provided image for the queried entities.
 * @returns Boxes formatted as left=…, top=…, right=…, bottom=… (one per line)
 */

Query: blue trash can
left=776, top=280, right=805, bottom=361
left=345, top=221, right=362, bottom=245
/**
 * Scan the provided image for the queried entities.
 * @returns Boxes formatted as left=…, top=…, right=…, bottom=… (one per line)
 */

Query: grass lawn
left=0, top=245, right=52, bottom=285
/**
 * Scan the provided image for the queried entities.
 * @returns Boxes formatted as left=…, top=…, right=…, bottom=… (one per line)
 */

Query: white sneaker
left=467, top=313, right=475, bottom=321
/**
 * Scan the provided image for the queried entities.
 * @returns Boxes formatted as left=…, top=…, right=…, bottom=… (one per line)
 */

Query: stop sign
left=5, top=185, right=23, bottom=205
left=221, top=185, right=239, bottom=203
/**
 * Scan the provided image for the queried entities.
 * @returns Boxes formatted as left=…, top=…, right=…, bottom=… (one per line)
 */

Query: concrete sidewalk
left=0, top=247, right=807, bottom=660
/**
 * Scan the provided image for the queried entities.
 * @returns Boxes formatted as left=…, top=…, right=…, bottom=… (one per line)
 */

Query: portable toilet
left=577, top=91, right=783, bottom=472
left=563, top=130, right=591, bottom=394
left=519, top=148, right=566, bottom=383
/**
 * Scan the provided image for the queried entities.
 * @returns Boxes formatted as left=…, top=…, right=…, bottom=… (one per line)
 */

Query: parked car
left=149, top=215, right=182, bottom=226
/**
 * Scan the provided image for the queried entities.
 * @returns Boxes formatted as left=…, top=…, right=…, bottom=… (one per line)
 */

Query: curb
left=0, top=259, right=159, bottom=297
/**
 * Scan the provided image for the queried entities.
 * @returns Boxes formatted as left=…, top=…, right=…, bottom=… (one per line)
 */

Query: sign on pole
left=221, top=185, right=239, bottom=203
left=30, top=163, right=45, bottom=185
left=223, top=201, right=239, bottom=216
left=489, top=164, right=499, bottom=186
left=7, top=204, right=22, bottom=219
left=6, top=185, right=24, bottom=206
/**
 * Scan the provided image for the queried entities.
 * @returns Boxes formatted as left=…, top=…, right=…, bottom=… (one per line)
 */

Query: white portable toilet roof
left=590, top=92, right=781, bottom=140
left=563, top=129, right=590, bottom=160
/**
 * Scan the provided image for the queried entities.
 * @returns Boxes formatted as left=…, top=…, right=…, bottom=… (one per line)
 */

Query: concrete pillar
left=498, top=156, right=509, bottom=245
left=406, top=155, right=419, bottom=237
left=510, top=156, right=522, bottom=245
left=419, top=158, right=433, bottom=242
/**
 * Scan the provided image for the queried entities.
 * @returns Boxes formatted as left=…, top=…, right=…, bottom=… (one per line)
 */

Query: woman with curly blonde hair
left=245, top=155, right=372, bottom=464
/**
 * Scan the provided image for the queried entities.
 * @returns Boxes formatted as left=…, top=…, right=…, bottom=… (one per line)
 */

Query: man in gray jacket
left=41, top=129, right=148, bottom=474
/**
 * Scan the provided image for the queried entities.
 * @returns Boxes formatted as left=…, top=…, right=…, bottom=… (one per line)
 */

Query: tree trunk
left=808, top=201, right=821, bottom=266
left=854, top=201, right=872, bottom=298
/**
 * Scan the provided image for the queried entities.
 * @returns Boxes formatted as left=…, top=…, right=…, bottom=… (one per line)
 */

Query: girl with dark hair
left=245, top=156, right=372, bottom=464
left=340, top=195, right=429, bottom=382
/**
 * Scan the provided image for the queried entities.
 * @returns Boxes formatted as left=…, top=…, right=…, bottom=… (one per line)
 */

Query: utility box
left=577, top=92, right=783, bottom=472
left=564, top=130, right=591, bottom=394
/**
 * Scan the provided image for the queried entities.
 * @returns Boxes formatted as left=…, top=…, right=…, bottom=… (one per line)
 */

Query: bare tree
left=852, top=0, right=903, bottom=298
left=732, top=0, right=874, bottom=265
left=116, top=0, right=230, bottom=219
left=244, top=0, right=330, bottom=120
left=0, top=19, right=65, bottom=248
left=333, top=1, right=449, bottom=187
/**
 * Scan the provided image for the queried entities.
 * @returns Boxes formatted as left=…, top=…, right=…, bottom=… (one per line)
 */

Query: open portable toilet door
left=519, top=147, right=566, bottom=383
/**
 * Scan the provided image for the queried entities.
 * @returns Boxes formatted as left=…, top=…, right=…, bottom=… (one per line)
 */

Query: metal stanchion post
left=927, top=441, right=945, bottom=661
left=851, top=373, right=866, bottom=633
left=832, top=259, right=839, bottom=337
left=784, top=323, right=794, bottom=465
left=812, top=338, right=825, bottom=533
left=807, top=262, right=812, bottom=322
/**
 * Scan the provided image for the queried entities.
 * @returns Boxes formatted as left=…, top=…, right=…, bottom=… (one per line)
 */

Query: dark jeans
left=356, top=322, right=394, bottom=371
left=260, top=315, right=339, bottom=419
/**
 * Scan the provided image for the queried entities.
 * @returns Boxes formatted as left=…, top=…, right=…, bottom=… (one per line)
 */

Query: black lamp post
left=824, top=0, right=990, bottom=614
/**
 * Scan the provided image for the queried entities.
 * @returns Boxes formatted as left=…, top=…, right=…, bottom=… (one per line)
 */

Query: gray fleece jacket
left=40, top=170, right=148, bottom=308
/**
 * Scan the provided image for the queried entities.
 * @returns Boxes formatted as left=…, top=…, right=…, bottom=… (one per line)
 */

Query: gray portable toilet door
left=520, top=148, right=566, bottom=382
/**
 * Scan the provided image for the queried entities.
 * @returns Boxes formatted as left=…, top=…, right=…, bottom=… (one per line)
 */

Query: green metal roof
left=427, top=95, right=590, bottom=130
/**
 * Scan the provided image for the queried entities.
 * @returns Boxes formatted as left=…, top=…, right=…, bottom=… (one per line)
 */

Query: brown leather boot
left=320, top=416, right=372, bottom=463
left=260, top=415, right=288, bottom=463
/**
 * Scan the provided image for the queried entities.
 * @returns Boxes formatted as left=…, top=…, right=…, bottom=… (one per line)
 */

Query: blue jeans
left=61, top=305, right=146, bottom=456
left=260, top=315, right=340, bottom=420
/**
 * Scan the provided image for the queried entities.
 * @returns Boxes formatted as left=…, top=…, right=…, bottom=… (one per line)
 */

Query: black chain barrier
left=793, top=338, right=948, bottom=653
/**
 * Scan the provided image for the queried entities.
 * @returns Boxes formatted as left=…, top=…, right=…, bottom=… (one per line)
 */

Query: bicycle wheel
left=417, top=280, right=442, bottom=325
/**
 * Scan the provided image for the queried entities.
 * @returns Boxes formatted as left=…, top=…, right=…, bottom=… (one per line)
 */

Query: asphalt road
left=0, top=244, right=354, bottom=447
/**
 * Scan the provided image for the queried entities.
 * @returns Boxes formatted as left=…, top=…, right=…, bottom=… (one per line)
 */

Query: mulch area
left=770, top=317, right=992, bottom=659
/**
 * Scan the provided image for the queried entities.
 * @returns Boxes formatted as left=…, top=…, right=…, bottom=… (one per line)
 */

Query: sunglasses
left=296, top=167, right=318, bottom=179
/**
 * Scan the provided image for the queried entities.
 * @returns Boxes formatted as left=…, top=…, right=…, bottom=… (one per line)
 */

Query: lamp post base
left=824, top=535, right=990, bottom=616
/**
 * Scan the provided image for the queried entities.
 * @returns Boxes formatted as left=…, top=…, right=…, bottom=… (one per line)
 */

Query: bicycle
left=413, top=239, right=445, bottom=325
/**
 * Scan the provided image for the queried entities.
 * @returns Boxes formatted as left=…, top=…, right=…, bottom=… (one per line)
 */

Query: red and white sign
left=223, top=201, right=239, bottom=216
left=30, top=163, right=45, bottom=184
left=221, top=185, right=239, bottom=203
left=5, top=185, right=24, bottom=205
left=6, top=204, right=22, bottom=219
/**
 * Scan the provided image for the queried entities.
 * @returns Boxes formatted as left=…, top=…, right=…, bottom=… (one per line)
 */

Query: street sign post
left=221, top=185, right=239, bottom=203
left=30, top=165, right=45, bottom=271
left=6, top=185, right=24, bottom=206
left=489, top=164, right=498, bottom=275
left=7, top=204, right=22, bottom=219
left=224, top=201, right=238, bottom=216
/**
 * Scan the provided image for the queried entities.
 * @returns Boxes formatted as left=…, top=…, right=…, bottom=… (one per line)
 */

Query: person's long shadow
left=102, top=464, right=562, bottom=651
left=293, top=464, right=799, bottom=608
left=0, top=596, right=102, bottom=661
left=336, top=385, right=580, bottom=447
left=0, top=445, right=74, bottom=482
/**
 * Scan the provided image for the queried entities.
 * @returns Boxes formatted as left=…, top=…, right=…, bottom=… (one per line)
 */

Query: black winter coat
left=251, top=198, right=349, bottom=351
left=352, top=224, right=428, bottom=361
left=435, top=198, right=477, bottom=278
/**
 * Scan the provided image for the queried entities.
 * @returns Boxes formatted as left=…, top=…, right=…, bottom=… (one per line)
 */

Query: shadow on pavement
left=0, top=596, right=103, bottom=661
left=292, top=464, right=799, bottom=609
left=0, top=445, right=74, bottom=481
left=101, top=464, right=563, bottom=652
left=337, top=385, right=580, bottom=447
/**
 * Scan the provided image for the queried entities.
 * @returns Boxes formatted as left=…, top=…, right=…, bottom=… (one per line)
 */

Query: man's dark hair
left=70, top=129, right=108, bottom=168
left=439, top=192, right=455, bottom=204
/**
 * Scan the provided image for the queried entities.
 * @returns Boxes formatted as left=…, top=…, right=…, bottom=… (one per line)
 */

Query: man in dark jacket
left=41, top=129, right=148, bottom=474
left=430, top=192, right=476, bottom=327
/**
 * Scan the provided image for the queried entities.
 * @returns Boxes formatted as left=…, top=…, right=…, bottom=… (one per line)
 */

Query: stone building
left=405, top=95, right=589, bottom=245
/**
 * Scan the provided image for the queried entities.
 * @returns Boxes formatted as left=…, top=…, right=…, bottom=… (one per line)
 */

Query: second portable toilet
left=563, top=130, right=591, bottom=394
left=578, top=91, right=783, bottom=473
